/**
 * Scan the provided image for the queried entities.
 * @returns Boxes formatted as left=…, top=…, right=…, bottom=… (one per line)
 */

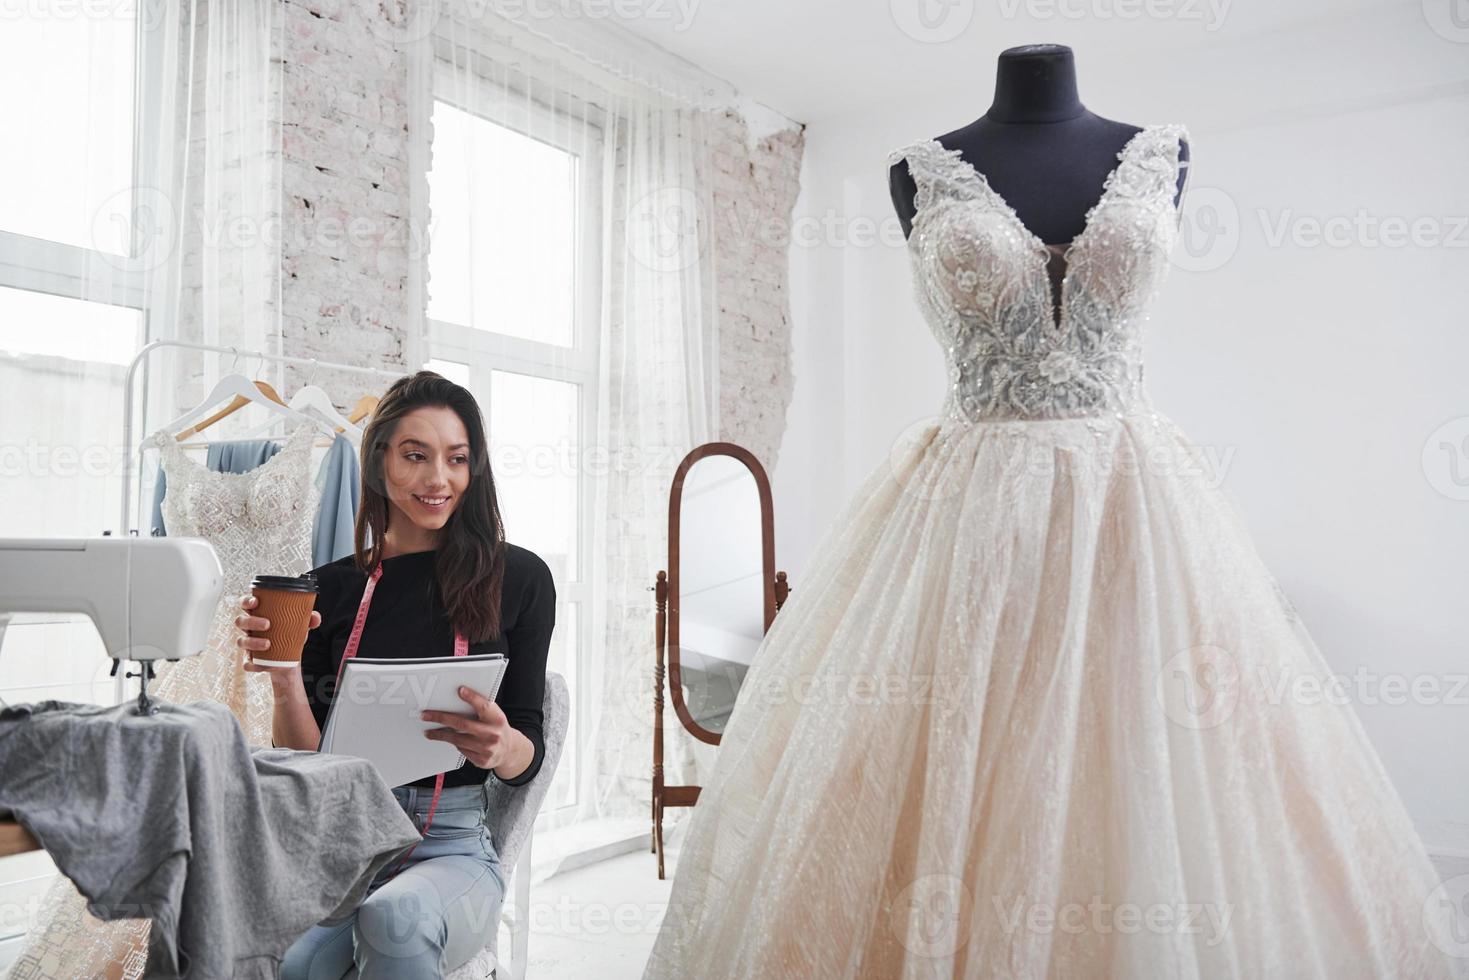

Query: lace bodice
left=148, top=421, right=320, bottom=746
left=151, top=422, right=320, bottom=591
left=888, top=123, right=1190, bottom=421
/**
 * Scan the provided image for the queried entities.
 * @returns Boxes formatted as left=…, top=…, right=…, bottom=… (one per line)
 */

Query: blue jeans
left=280, top=782, right=506, bottom=980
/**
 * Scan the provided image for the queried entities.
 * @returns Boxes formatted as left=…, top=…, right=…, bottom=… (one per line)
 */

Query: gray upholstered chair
left=450, top=670, right=569, bottom=980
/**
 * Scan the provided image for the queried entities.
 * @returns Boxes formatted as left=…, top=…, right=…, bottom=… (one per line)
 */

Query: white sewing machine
left=0, top=536, right=223, bottom=716
left=0, top=537, right=222, bottom=857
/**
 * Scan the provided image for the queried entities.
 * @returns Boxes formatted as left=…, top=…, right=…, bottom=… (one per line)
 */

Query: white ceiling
left=612, top=0, right=1410, bottom=124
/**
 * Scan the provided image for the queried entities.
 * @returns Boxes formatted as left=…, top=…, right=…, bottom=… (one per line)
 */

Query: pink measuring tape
left=334, top=562, right=469, bottom=879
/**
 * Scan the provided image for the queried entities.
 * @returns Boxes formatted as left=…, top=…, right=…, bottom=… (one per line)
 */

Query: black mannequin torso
left=889, top=44, right=1190, bottom=244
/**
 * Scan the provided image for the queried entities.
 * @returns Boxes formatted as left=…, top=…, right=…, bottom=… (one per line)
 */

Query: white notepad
left=318, top=654, right=509, bottom=788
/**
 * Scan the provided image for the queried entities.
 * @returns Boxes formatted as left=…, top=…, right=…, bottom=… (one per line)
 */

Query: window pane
left=0, top=291, right=142, bottom=538
left=0, top=286, right=141, bottom=364
left=1, top=618, right=118, bottom=707
left=427, top=102, right=576, bottom=346
left=0, top=11, right=136, bottom=253
left=426, top=357, right=470, bottom=387
left=488, top=370, right=577, bottom=580
left=0, top=357, right=133, bottom=537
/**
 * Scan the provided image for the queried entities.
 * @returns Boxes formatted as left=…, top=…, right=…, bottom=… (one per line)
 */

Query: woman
left=234, top=370, right=555, bottom=979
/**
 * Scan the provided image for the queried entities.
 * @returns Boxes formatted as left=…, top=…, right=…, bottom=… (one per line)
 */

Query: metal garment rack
left=115, top=339, right=404, bottom=704
left=120, top=339, right=404, bottom=532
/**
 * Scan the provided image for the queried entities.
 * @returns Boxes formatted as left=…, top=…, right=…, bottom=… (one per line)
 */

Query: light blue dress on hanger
left=150, top=433, right=359, bottom=567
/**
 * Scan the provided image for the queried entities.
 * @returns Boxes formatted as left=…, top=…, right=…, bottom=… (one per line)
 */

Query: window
left=0, top=13, right=137, bottom=254
left=0, top=11, right=147, bottom=700
left=0, top=4, right=150, bottom=942
left=424, top=85, right=602, bottom=817
left=426, top=111, right=577, bottom=347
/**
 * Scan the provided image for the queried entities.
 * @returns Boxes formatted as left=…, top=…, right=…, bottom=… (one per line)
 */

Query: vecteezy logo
left=890, top=0, right=975, bottom=43
left=91, top=185, right=178, bottom=273
left=1422, top=0, right=1469, bottom=42
left=1171, top=185, right=1240, bottom=274
left=1423, top=874, right=1469, bottom=958
left=1421, top=416, right=1469, bottom=501
left=886, top=416, right=957, bottom=503
left=626, top=185, right=707, bottom=274
left=890, top=873, right=972, bottom=957
left=1156, top=644, right=1241, bottom=730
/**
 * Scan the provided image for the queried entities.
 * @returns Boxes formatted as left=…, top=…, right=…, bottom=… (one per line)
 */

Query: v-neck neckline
left=916, top=124, right=1157, bottom=258
left=904, top=123, right=1163, bottom=332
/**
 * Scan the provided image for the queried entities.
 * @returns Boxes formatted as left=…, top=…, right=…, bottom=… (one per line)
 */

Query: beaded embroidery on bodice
left=888, top=123, right=1190, bottom=421
left=149, top=422, right=319, bottom=746
left=152, top=422, right=319, bottom=595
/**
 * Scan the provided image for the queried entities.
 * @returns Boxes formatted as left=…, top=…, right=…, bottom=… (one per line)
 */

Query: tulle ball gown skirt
left=641, top=408, right=1466, bottom=980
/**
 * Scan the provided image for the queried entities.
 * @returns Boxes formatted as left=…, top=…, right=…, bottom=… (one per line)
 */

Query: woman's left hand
left=422, top=686, right=513, bottom=770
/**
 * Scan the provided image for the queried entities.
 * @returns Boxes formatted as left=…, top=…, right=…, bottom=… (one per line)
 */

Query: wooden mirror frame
left=651, top=441, right=789, bottom=878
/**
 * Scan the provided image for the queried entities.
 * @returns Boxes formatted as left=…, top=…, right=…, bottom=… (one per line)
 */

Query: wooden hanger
left=174, top=379, right=289, bottom=441
left=346, top=394, right=379, bottom=427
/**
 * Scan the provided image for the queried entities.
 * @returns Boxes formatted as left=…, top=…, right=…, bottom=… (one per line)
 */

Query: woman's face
left=382, top=405, right=473, bottom=533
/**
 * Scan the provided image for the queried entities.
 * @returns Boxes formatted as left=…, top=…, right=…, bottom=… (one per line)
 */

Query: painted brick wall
left=277, top=0, right=413, bottom=405
left=706, top=108, right=804, bottom=472
left=271, top=4, right=805, bottom=460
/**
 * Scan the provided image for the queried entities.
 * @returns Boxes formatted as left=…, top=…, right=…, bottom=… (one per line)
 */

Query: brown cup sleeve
left=248, top=588, right=318, bottom=664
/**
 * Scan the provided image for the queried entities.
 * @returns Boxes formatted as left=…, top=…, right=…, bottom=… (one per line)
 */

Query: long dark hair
left=354, top=371, right=505, bottom=641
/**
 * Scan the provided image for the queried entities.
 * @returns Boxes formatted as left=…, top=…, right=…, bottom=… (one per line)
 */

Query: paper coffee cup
left=247, top=573, right=318, bottom=668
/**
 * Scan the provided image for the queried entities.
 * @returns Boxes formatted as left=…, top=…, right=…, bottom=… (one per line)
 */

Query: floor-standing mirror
left=652, top=442, right=789, bottom=878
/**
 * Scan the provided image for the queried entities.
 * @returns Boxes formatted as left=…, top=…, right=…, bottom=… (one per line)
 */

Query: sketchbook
left=318, top=654, right=509, bottom=788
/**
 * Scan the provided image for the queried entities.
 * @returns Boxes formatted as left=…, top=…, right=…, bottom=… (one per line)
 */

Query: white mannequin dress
left=641, top=125, right=1466, bottom=979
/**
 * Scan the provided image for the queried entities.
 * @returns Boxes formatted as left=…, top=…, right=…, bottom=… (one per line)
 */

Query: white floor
left=524, top=839, right=677, bottom=980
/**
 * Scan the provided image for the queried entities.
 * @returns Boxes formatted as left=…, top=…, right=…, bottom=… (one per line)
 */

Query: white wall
left=774, top=5, right=1469, bottom=856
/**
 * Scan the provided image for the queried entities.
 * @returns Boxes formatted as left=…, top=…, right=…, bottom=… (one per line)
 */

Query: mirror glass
left=677, top=454, right=764, bottom=734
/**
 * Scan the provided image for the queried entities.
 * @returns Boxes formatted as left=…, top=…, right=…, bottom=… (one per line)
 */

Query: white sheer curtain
left=1, top=1, right=283, bottom=974
left=131, top=0, right=286, bottom=513
left=408, top=1, right=730, bottom=869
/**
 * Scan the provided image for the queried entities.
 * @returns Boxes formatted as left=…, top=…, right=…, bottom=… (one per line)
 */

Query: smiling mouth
left=413, top=493, right=451, bottom=507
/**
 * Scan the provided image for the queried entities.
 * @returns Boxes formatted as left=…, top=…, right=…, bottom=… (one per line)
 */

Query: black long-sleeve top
left=296, top=544, right=555, bottom=788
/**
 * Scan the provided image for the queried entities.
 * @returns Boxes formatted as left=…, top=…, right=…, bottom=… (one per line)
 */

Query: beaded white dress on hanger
left=642, top=125, right=1465, bottom=979
left=8, top=423, right=319, bottom=980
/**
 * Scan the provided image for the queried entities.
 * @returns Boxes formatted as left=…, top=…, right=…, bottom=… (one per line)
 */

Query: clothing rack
left=115, top=340, right=405, bottom=706
left=120, top=340, right=404, bottom=534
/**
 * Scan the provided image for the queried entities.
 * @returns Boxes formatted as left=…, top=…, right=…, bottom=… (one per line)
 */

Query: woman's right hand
left=235, top=594, right=322, bottom=675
